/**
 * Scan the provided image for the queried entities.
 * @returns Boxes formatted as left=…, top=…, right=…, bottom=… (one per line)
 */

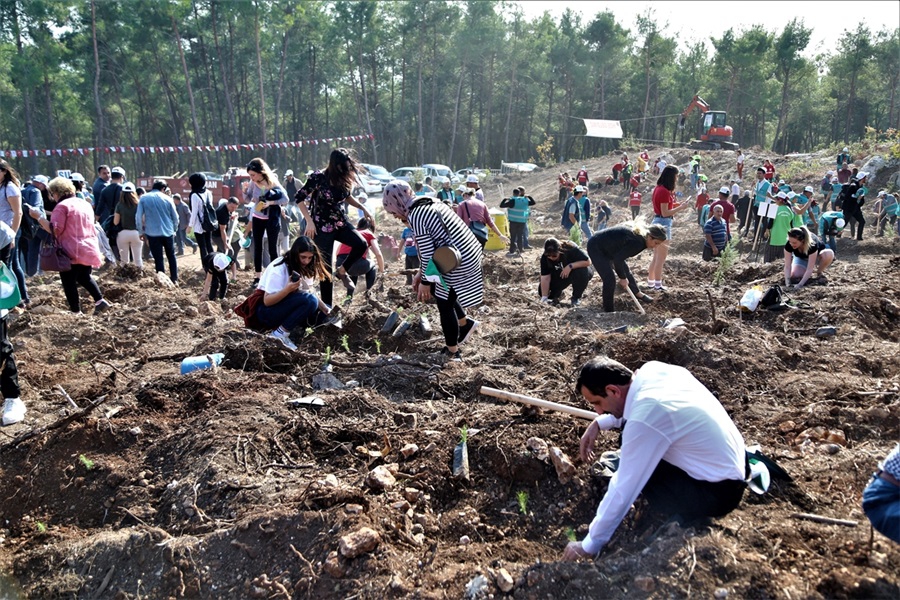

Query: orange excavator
left=678, top=95, right=739, bottom=151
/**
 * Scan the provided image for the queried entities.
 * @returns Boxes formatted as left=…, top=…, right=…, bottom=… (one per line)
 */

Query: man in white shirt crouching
left=562, top=357, right=749, bottom=561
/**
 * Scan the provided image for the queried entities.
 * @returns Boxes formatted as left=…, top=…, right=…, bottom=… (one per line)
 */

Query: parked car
left=391, top=167, right=422, bottom=183
left=454, top=168, right=488, bottom=180
left=355, top=173, right=383, bottom=195
left=421, top=164, right=459, bottom=185
left=360, top=163, right=393, bottom=185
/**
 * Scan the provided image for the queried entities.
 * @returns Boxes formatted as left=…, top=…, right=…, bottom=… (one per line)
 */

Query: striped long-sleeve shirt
left=408, top=198, right=484, bottom=307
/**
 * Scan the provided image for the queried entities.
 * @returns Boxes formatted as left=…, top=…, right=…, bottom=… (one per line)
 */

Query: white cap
left=856, top=171, right=869, bottom=180
left=32, top=175, right=49, bottom=185
left=212, top=254, right=232, bottom=271
left=776, top=191, right=788, bottom=200
left=122, top=182, right=136, bottom=193
left=842, top=147, right=849, bottom=152
left=70, top=172, right=85, bottom=182
left=718, top=186, right=730, bottom=195
left=831, top=177, right=839, bottom=183
left=285, top=169, right=293, bottom=177
left=111, top=166, right=126, bottom=177
left=826, top=170, right=834, bottom=175
left=466, top=174, right=479, bottom=183
left=803, top=185, right=814, bottom=193
left=778, top=179, right=786, bottom=185
left=877, top=190, right=886, bottom=197
left=574, top=185, right=586, bottom=193
left=835, top=218, right=846, bottom=228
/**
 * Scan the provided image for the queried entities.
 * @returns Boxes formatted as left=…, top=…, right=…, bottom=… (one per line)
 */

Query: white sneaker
left=2, top=397, right=26, bottom=426
left=268, top=329, right=297, bottom=351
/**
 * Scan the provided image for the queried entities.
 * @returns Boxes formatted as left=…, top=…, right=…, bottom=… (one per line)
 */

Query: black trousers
left=843, top=204, right=865, bottom=239
left=0, top=313, right=19, bottom=399
left=433, top=285, right=466, bottom=348
left=252, top=215, right=281, bottom=273
left=59, top=264, right=103, bottom=313
left=195, top=230, right=214, bottom=264
left=539, top=268, right=592, bottom=304
left=313, top=225, right=367, bottom=306
left=642, top=460, right=746, bottom=520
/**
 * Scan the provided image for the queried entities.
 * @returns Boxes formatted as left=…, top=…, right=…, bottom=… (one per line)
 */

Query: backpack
left=195, top=192, right=218, bottom=233
left=561, top=197, right=580, bottom=230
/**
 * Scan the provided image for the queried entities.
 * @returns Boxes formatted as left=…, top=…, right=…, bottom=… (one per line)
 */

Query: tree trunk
left=417, top=60, right=424, bottom=165
left=90, top=0, right=105, bottom=153
left=211, top=1, right=239, bottom=146
left=772, top=67, right=791, bottom=153
left=503, top=35, right=519, bottom=162
left=358, top=44, right=376, bottom=163
left=172, top=15, right=209, bottom=170
left=274, top=30, right=289, bottom=165
left=253, top=7, right=266, bottom=144
left=447, top=61, right=465, bottom=169
left=43, top=72, right=57, bottom=152
left=641, top=61, right=652, bottom=140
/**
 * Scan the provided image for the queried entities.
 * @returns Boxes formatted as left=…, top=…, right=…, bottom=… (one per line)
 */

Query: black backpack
left=195, top=192, right=218, bottom=233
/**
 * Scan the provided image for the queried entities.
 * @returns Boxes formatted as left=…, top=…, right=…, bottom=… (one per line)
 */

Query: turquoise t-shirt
left=754, top=180, right=771, bottom=206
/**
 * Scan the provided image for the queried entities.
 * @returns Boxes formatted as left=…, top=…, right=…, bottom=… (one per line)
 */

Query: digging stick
left=623, top=285, right=646, bottom=314
left=791, top=512, right=858, bottom=527
left=480, top=386, right=596, bottom=420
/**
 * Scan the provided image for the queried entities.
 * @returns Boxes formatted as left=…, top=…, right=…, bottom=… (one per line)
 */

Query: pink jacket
left=51, top=197, right=103, bottom=268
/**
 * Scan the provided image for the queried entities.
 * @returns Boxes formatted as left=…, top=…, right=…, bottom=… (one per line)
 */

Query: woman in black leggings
left=244, top=157, right=287, bottom=286
left=294, top=148, right=373, bottom=307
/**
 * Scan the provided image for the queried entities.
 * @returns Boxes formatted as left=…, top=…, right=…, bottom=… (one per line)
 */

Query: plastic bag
left=739, top=286, right=763, bottom=312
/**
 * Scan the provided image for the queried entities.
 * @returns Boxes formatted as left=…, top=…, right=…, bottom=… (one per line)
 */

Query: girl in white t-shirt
left=256, top=236, right=337, bottom=350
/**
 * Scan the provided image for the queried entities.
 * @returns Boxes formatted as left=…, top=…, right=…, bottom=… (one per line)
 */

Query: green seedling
left=304, top=327, right=314, bottom=338
left=68, top=349, right=79, bottom=365
left=78, top=454, right=95, bottom=471
left=516, top=491, right=529, bottom=515
left=374, top=339, right=382, bottom=354
left=36, top=522, right=47, bottom=533
left=712, top=237, right=740, bottom=286
left=323, top=346, right=332, bottom=366
left=341, top=335, right=350, bottom=353
left=565, top=527, right=577, bottom=542
left=459, top=425, right=469, bottom=444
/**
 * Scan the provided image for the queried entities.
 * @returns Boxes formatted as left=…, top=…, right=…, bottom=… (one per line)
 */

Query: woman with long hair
left=586, top=219, right=665, bottom=312
left=244, top=157, right=287, bottom=285
left=0, top=160, right=29, bottom=308
left=113, top=182, right=143, bottom=267
left=382, top=180, right=482, bottom=361
left=255, top=235, right=338, bottom=351
left=784, top=226, right=834, bottom=289
left=29, top=177, right=109, bottom=314
left=647, top=165, right=690, bottom=290
left=294, top=148, right=372, bottom=305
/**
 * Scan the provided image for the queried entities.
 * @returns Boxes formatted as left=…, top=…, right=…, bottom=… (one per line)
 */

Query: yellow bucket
left=485, top=210, right=509, bottom=251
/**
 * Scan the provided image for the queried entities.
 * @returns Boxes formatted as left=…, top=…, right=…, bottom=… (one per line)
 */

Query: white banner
left=583, top=119, right=623, bottom=139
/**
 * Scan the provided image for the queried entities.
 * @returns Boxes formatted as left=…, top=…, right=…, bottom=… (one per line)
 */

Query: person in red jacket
left=763, top=159, right=775, bottom=181
left=576, top=167, right=589, bottom=187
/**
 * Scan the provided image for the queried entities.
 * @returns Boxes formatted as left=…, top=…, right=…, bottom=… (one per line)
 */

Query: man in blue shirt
left=91, top=164, right=110, bottom=203
left=19, top=174, right=47, bottom=277
left=136, top=180, right=180, bottom=284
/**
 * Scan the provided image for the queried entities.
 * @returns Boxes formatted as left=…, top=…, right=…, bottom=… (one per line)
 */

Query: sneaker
left=654, top=284, right=667, bottom=291
left=2, top=398, right=26, bottom=426
left=571, top=299, right=581, bottom=307
left=458, top=319, right=480, bottom=345
left=268, top=329, right=298, bottom=351
left=505, top=251, right=519, bottom=257
left=192, top=245, right=198, bottom=255
left=252, top=278, right=260, bottom=287
left=93, top=299, right=111, bottom=315
left=440, top=347, right=462, bottom=362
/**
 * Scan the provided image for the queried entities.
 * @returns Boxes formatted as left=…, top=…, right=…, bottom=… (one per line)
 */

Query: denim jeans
left=256, top=291, right=319, bottom=331
left=18, top=233, right=42, bottom=277
left=146, top=235, right=178, bottom=283
left=579, top=220, right=593, bottom=243
left=175, top=228, right=196, bottom=254
left=863, top=476, right=900, bottom=542
left=9, top=229, right=28, bottom=304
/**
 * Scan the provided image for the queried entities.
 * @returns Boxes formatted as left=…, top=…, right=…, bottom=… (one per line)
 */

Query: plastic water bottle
left=180, top=353, right=225, bottom=374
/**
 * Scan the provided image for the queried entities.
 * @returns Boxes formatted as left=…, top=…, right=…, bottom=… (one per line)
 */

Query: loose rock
left=338, top=527, right=381, bottom=558
left=549, top=446, right=576, bottom=484
left=495, top=568, right=514, bottom=593
left=365, top=465, right=396, bottom=491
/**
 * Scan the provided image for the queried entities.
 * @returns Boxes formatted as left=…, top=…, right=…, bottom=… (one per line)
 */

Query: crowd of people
left=1, top=145, right=897, bottom=557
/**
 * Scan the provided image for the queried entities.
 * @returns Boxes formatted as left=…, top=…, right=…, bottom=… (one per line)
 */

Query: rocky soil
left=0, top=144, right=897, bottom=599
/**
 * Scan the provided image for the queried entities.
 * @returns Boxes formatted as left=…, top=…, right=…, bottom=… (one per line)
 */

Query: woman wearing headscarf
left=189, top=172, right=215, bottom=262
left=294, top=148, right=372, bottom=305
left=586, top=221, right=665, bottom=313
left=382, top=180, right=482, bottom=361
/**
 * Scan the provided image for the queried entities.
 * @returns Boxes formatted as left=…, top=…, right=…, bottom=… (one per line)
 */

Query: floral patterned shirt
left=295, top=170, right=351, bottom=234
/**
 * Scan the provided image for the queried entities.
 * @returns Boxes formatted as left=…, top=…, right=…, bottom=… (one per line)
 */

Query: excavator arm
left=678, top=95, right=711, bottom=129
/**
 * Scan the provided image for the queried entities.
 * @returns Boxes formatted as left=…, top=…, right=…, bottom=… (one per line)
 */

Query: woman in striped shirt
left=382, top=180, right=483, bottom=361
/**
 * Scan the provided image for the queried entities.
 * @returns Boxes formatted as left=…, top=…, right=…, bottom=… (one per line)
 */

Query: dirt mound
left=0, top=145, right=898, bottom=599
